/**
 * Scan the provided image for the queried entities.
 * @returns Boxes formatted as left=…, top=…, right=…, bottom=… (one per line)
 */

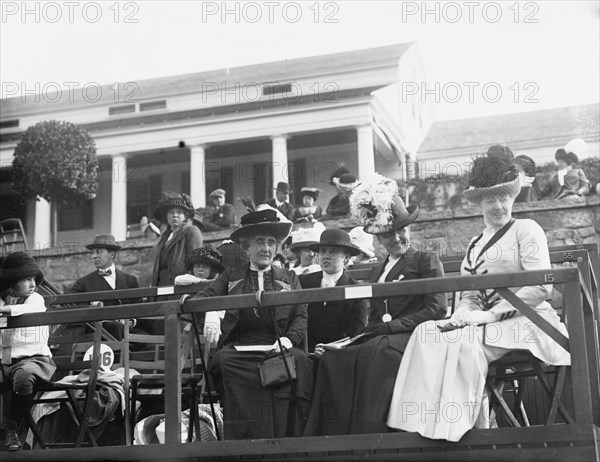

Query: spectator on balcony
left=320, top=173, right=360, bottom=221
left=0, top=252, right=55, bottom=451
left=292, top=187, right=323, bottom=223
left=299, top=229, right=367, bottom=354
left=265, top=182, right=295, bottom=221
left=189, top=205, right=313, bottom=440
left=386, top=151, right=570, bottom=442
left=151, top=192, right=203, bottom=288
left=540, top=149, right=591, bottom=200
left=304, top=174, right=446, bottom=436
left=202, top=189, right=236, bottom=232
left=348, top=226, right=378, bottom=266
left=281, top=236, right=299, bottom=270
left=289, top=223, right=325, bottom=276
left=67, top=234, right=143, bottom=340
left=514, top=155, right=541, bottom=203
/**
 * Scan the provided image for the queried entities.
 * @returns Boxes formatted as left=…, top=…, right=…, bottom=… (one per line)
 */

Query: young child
left=0, top=252, right=56, bottom=451
left=174, top=245, right=224, bottom=286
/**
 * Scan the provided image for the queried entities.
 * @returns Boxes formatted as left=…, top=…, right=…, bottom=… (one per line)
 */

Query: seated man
left=299, top=229, right=367, bottom=353
left=67, top=234, right=143, bottom=340
left=304, top=174, right=446, bottom=436
left=202, top=188, right=236, bottom=231
left=265, top=182, right=295, bottom=221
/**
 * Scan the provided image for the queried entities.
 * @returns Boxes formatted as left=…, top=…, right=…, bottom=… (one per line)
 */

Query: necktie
left=257, top=270, right=264, bottom=291
left=99, top=269, right=112, bottom=277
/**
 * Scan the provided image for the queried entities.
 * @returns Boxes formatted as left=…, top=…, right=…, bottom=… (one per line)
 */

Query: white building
left=0, top=43, right=432, bottom=248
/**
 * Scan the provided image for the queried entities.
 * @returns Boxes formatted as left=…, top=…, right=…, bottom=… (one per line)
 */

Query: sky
left=1, top=0, right=599, bottom=121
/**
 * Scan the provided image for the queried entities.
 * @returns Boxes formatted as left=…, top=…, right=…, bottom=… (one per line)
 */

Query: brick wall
left=29, top=196, right=599, bottom=292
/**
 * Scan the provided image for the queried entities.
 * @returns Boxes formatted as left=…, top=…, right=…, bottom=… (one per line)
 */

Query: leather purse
left=257, top=350, right=296, bottom=387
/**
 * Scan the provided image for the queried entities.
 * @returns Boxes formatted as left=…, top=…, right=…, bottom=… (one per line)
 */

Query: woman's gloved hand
left=271, top=336, right=293, bottom=352
left=463, top=310, right=497, bottom=325
left=203, top=310, right=222, bottom=343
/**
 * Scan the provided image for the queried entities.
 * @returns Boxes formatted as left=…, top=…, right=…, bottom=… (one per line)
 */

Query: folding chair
left=125, top=326, right=211, bottom=444
left=21, top=321, right=105, bottom=449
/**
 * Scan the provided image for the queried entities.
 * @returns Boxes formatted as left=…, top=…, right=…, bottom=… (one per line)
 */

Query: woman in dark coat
left=150, top=192, right=203, bottom=287
left=189, top=206, right=313, bottom=440
left=145, top=192, right=203, bottom=334
left=303, top=174, right=446, bottom=436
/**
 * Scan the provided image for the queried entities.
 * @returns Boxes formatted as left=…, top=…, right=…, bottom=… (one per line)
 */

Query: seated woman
left=540, top=149, right=591, bottom=200
left=298, top=229, right=367, bottom=354
left=387, top=152, right=571, bottom=442
left=189, top=206, right=313, bottom=440
left=303, top=174, right=446, bottom=436
left=292, top=187, right=323, bottom=223
left=174, top=245, right=224, bottom=286
left=289, top=223, right=325, bottom=276
left=0, top=252, right=56, bottom=451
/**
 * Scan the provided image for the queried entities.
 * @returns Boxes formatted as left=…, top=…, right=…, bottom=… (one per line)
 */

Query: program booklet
left=316, top=332, right=367, bottom=350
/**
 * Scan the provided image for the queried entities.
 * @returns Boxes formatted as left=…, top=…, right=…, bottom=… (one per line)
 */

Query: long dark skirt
left=209, top=345, right=313, bottom=440
left=303, top=332, right=412, bottom=436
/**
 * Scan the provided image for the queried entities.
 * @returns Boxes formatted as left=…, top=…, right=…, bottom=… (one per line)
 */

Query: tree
left=12, top=120, right=99, bottom=245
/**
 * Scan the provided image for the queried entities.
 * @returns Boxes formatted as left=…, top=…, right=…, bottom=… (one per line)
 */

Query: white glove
left=449, top=308, right=469, bottom=324
left=203, top=310, right=223, bottom=343
left=271, top=336, right=293, bottom=352
left=174, top=274, right=203, bottom=286
left=463, top=310, right=497, bottom=325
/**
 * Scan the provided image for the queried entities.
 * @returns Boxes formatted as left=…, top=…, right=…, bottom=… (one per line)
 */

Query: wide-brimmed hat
left=350, top=173, right=419, bottom=235
left=185, top=245, right=225, bottom=272
left=348, top=226, right=375, bottom=258
left=154, top=192, right=195, bottom=222
left=289, top=222, right=325, bottom=250
left=209, top=188, right=226, bottom=198
left=274, top=182, right=292, bottom=195
left=463, top=149, right=520, bottom=204
left=230, top=205, right=292, bottom=243
left=86, top=234, right=121, bottom=251
left=300, top=187, right=321, bottom=201
left=0, top=251, right=44, bottom=292
left=333, top=174, right=360, bottom=191
left=309, top=228, right=361, bottom=256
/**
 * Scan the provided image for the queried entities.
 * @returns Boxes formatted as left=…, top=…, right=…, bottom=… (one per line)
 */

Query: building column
left=33, top=197, right=51, bottom=248
left=271, top=135, right=288, bottom=188
left=111, top=154, right=127, bottom=241
left=356, top=125, right=375, bottom=180
left=190, top=145, right=206, bottom=208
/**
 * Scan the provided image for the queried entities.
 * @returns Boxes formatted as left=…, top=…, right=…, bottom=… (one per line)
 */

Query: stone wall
left=28, top=196, right=599, bottom=292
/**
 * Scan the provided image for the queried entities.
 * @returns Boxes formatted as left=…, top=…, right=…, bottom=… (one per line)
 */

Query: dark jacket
left=204, top=203, right=236, bottom=230
left=540, top=168, right=591, bottom=200
left=323, top=194, right=350, bottom=219
left=299, top=270, right=367, bottom=352
left=265, top=199, right=295, bottom=221
left=367, top=248, right=446, bottom=333
left=193, top=264, right=307, bottom=348
left=151, top=222, right=203, bottom=286
left=68, top=268, right=141, bottom=306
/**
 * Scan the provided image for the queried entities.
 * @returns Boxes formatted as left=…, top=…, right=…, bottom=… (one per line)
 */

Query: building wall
left=31, top=196, right=599, bottom=292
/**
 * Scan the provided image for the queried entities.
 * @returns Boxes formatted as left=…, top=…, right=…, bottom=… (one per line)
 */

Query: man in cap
left=202, top=188, right=236, bottom=231
left=265, top=181, right=295, bottom=221
left=299, top=228, right=367, bottom=353
left=67, top=234, right=143, bottom=340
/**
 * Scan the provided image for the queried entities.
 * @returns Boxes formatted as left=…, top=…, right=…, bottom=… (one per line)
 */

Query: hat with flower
left=350, top=173, right=419, bottom=235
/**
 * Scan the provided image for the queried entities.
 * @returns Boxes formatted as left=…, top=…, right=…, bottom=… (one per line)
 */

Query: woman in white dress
left=387, top=147, right=571, bottom=442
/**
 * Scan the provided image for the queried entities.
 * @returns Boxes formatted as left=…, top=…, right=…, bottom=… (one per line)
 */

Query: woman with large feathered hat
left=387, top=146, right=571, bottom=442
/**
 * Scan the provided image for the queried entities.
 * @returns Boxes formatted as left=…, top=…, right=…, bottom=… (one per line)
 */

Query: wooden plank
left=563, top=279, right=594, bottom=425
left=5, top=424, right=599, bottom=461
left=163, top=306, right=182, bottom=444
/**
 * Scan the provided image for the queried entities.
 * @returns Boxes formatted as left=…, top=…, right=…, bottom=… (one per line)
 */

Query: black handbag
left=258, top=350, right=297, bottom=387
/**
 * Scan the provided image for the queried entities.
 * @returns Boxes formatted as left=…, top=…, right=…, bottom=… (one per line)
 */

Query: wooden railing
left=5, top=266, right=599, bottom=449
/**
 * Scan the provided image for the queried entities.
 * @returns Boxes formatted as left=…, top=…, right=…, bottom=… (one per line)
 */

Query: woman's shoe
left=4, top=421, right=22, bottom=451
